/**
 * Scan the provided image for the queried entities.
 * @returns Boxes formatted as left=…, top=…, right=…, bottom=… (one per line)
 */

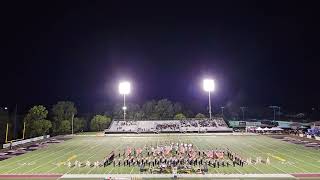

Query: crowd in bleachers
left=180, top=119, right=223, bottom=128
left=107, top=117, right=231, bottom=133
left=216, top=118, right=228, bottom=127
left=112, top=121, right=138, bottom=132
left=180, top=120, right=198, bottom=127
left=199, top=119, right=217, bottom=127
left=156, top=123, right=180, bottom=131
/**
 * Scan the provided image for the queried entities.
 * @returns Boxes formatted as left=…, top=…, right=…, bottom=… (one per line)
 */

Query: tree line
left=23, top=101, right=112, bottom=138
left=11, top=99, right=207, bottom=139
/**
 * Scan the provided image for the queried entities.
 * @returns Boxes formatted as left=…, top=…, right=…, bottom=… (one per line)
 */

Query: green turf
left=0, top=134, right=319, bottom=175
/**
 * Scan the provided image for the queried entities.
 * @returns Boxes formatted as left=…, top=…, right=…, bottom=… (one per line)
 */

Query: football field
left=0, top=134, right=319, bottom=179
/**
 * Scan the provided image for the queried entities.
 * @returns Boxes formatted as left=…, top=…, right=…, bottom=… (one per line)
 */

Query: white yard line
left=263, top=136, right=320, bottom=166
left=252, top=137, right=318, bottom=171
left=104, top=136, right=140, bottom=175
left=249, top=137, right=310, bottom=173
left=89, top=140, right=126, bottom=174
left=26, top=139, right=94, bottom=174
left=194, top=136, right=231, bottom=174
left=4, top=140, right=80, bottom=174
left=241, top=139, right=291, bottom=174
left=226, top=140, right=278, bottom=174
left=47, top=140, right=104, bottom=173
left=0, top=140, right=72, bottom=170
left=226, top=138, right=269, bottom=174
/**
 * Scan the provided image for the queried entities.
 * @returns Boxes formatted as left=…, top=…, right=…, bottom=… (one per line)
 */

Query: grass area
left=0, top=134, right=319, bottom=176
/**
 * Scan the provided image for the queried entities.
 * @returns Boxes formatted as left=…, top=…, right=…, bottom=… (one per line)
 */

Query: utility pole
left=208, top=91, right=212, bottom=119
left=71, top=113, right=74, bottom=135
left=269, top=106, right=280, bottom=122
left=278, top=107, right=281, bottom=120
left=13, top=104, right=17, bottom=139
left=221, top=107, right=224, bottom=117
left=240, top=107, right=247, bottom=121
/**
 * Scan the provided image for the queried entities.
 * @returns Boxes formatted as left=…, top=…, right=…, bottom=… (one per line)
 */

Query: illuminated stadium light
left=202, top=79, right=215, bottom=119
left=203, top=79, right=215, bottom=92
left=119, top=81, right=131, bottom=121
left=119, top=81, right=131, bottom=95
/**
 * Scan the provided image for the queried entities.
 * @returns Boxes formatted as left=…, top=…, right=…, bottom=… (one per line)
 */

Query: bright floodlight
left=119, top=81, right=131, bottom=95
left=4, top=107, right=8, bottom=110
left=203, top=79, right=215, bottom=92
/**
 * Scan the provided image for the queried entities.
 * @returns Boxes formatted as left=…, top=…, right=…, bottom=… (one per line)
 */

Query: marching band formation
left=63, top=142, right=270, bottom=173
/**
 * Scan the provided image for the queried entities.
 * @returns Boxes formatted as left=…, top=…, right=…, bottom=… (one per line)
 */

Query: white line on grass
left=0, top=140, right=73, bottom=171
left=87, top=139, right=126, bottom=174
left=199, top=136, right=243, bottom=174
left=47, top=139, right=104, bottom=173
left=4, top=140, right=83, bottom=174
left=25, top=138, right=95, bottom=174
left=250, top=136, right=311, bottom=173
left=261, top=136, right=320, bottom=167
left=240, top=137, right=292, bottom=174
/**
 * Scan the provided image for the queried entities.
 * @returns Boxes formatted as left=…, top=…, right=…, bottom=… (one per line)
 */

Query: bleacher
left=106, top=117, right=232, bottom=134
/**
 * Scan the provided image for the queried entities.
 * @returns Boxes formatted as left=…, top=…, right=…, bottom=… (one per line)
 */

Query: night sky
left=1, top=1, right=320, bottom=113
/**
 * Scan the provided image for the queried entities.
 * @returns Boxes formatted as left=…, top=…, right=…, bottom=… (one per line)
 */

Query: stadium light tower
left=203, top=79, right=215, bottom=119
left=269, top=105, right=280, bottom=122
left=119, top=81, right=131, bottom=121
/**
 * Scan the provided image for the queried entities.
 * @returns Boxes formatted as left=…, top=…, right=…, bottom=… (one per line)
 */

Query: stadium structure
left=106, top=117, right=233, bottom=134
left=1, top=117, right=320, bottom=180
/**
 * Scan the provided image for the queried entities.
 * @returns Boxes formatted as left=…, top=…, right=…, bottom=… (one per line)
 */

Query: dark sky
left=1, top=1, right=320, bottom=113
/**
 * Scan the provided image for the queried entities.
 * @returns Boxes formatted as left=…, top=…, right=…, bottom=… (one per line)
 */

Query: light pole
left=71, top=113, right=74, bottom=135
left=278, top=106, right=281, bottom=120
left=203, top=79, right=215, bottom=119
left=240, top=107, right=247, bottom=121
left=119, top=81, right=131, bottom=121
left=221, top=106, right=224, bottom=117
left=269, top=106, right=279, bottom=122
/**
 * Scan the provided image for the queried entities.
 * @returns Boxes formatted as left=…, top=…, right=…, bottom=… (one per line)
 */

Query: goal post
left=5, top=123, right=9, bottom=143
left=5, top=122, right=26, bottom=143
left=22, top=121, right=26, bottom=139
